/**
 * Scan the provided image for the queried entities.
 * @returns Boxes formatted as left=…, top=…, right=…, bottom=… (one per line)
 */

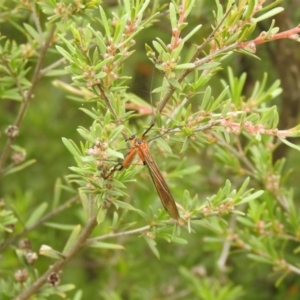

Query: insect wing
left=139, top=142, right=179, bottom=219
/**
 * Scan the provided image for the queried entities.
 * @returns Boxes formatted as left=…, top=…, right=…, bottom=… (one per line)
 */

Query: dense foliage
left=1, top=1, right=300, bottom=299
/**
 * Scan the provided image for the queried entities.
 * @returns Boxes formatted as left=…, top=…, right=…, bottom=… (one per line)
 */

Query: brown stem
left=151, top=4, right=234, bottom=125
left=238, top=25, right=300, bottom=48
left=0, top=24, right=57, bottom=175
left=15, top=216, right=98, bottom=300
left=152, top=20, right=300, bottom=128
left=0, top=196, right=79, bottom=252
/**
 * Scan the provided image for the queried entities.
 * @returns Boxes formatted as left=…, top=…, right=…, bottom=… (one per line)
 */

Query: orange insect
left=109, top=125, right=180, bottom=220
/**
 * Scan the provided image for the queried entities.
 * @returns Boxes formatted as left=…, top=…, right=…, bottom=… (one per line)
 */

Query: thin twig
left=154, top=42, right=238, bottom=121
left=188, top=3, right=235, bottom=65
left=217, top=204, right=247, bottom=271
left=32, top=4, right=43, bottom=37
left=165, top=97, right=189, bottom=126
left=153, top=22, right=300, bottom=125
left=152, top=4, right=234, bottom=124
left=96, top=84, right=119, bottom=122
left=86, top=225, right=151, bottom=245
left=287, top=263, right=300, bottom=275
left=40, top=58, right=66, bottom=76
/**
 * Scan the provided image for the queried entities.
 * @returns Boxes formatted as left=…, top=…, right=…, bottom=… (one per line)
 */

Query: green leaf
left=152, top=40, right=167, bottom=55
left=69, top=166, right=94, bottom=175
left=172, top=236, right=188, bottom=244
left=54, top=284, right=76, bottom=292
left=39, top=244, right=65, bottom=259
left=106, top=148, right=124, bottom=160
left=168, top=78, right=182, bottom=90
left=110, top=125, right=125, bottom=142
left=112, top=14, right=128, bottom=44
left=44, top=68, right=69, bottom=76
left=94, top=57, right=114, bottom=71
left=236, top=216, right=254, bottom=227
left=259, top=106, right=278, bottom=128
left=239, top=190, right=264, bottom=204
left=154, top=137, right=173, bottom=154
left=23, top=23, right=41, bottom=41
left=244, top=0, right=256, bottom=20
left=25, top=202, right=48, bottom=227
left=62, top=225, right=82, bottom=254
left=174, top=63, right=195, bottom=69
left=58, top=33, right=76, bottom=53
left=275, top=270, right=290, bottom=287
left=97, top=208, right=107, bottom=224
left=182, top=24, right=202, bottom=42
left=0, top=209, right=18, bottom=232
left=79, top=108, right=99, bottom=120
left=253, top=7, right=284, bottom=23
left=180, top=136, right=189, bottom=153
left=44, top=222, right=77, bottom=230
left=87, top=25, right=106, bottom=54
left=235, top=177, right=250, bottom=198
left=62, top=138, right=82, bottom=159
left=144, top=236, right=160, bottom=259
left=53, top=177, right=62, bottom=208
left=42, top=284, right=76, bottom=297
left=200, top=86, right=212, bottom=110
left=136, top=0, right=151, bottom=21
left=169, top=3, right=177, bottom=29
left=169, top=165, right=200, bottom=178
left=221, top=99, right=231, bottom=117
left=88, top=242, right=124, bottom=250
left=4, top=159, right=36, bottom=176
left=77, top=128, right=95, bottom=144
left=99, top=6, right=111, bottom=39
left=280, top=138, right=300, bottom=152
left=56, top=46, right=74, bottom=62
left=231, top=210, right=245, bottom=216
left=195, top=61, right=220, bottom=70
left=152, top=85, right=169, bottom=94
left=114, top=200, right=138, bottom=211
left=184, top=0, right=196, bottom=17
left=73, top=290, right=83, bottom=300
left=247, top=254, right=273, bottom=264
